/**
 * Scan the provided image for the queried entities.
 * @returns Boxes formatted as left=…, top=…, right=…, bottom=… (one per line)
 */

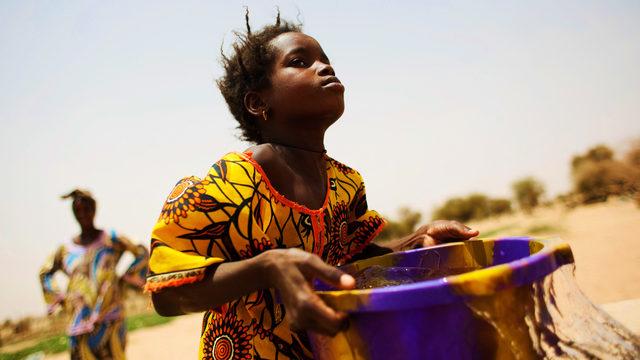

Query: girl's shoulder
left=166, top=151, right=259, bottom=188
left=207, top=151, right=265, bottom=184
left=325, top=155, right=359, bottom=175
left=324, top=156, right=367, bottom=190
left=158, top=152, right=264, bottom=224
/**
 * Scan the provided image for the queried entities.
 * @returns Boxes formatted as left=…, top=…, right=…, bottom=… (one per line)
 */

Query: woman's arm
left=151, top=248, right=355, bottom=336
left=112, top=233, right=149, bottom=288
left=39, top=247, right=65, bottom=315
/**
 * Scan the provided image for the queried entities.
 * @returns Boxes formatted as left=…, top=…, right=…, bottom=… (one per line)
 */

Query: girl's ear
left=244, top=91, right=268, bottom=118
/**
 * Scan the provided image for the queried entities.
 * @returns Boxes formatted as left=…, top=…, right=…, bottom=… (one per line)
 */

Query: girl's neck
left=267, top=141, right=326, bottom=154
left=262, top=129, right=327, bottom=160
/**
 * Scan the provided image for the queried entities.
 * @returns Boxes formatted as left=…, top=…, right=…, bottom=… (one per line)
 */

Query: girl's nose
left=317, top=61, right=335, bottom=76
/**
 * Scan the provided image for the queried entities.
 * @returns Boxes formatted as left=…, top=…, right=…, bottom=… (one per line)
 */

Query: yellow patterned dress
left=146, top=151, right=385, bottom=359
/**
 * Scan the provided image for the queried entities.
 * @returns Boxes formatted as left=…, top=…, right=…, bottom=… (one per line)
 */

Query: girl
left=146, top=14, right=478, bottom=360
left=40, top=190, right=149, bottom=359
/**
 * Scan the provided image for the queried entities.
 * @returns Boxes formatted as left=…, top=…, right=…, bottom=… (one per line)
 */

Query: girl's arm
left=39, top=247, right=65, bottom=315
left=152, top=248, right=355, bottom=336
left=352, top=221, right=480, bottom=261
left=409, top=220, right=479, bottom=247
left=349, top=243, right=393, bottom=262
left=348, top=234, right=420, bottom=263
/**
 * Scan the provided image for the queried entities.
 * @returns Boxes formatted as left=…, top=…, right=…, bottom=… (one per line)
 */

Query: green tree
left=376, top=206, right=422, bottom=241
left=512, top=177, right=545, bottom=213
left=488, top=198, right=512, bottom=216
left=432, top=196, right=473, bottom=222
left=571, top=143, right=640, bottom=204
left=625, top=139, right=640, bottom=169
left=466, top=194, right=491, bottom=220
left=574, top=159, right=639, bottom=203
left=431, top=193, right=510, bottom=222
left=624, top=139, right=640, bottom=206
left=571, top=144, right=614, bottom=172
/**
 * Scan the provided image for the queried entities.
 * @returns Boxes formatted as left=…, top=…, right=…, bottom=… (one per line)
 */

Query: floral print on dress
left=201, top=308, right=254, bottom=360
left=160, top=177, right=211, bottom=224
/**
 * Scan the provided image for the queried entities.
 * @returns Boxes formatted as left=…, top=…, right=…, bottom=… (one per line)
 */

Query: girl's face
left=262, top=32, right=344, bottom=131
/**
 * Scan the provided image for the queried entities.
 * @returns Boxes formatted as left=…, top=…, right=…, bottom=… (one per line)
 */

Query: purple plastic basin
left=309, top=237, right=574, bottom=360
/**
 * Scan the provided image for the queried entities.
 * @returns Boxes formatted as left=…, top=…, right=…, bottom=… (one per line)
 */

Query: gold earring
left=261, top=109, right=268, bottom=121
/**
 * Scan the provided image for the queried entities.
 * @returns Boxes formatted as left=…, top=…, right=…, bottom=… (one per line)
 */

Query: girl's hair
left=61, top=189, right=96, bottom=210
left=217, top=10, right=301, bottom=144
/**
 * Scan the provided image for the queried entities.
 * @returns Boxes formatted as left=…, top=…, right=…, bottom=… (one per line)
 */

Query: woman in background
left=39, top=189, right=149, bottom=360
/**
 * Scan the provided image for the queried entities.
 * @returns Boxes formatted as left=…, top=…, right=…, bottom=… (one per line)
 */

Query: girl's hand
left=414, top=220, right=479, bottom=247
left=257, top=248, right=355, bottom=336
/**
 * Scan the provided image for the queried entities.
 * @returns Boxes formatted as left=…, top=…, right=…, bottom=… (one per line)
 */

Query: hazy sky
left=1, top=1, right=639, bottom=320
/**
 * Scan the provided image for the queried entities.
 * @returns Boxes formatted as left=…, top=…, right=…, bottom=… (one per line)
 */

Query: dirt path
left=469, top=199, right=640, bottom=304
left=601, top=298, right=640, bottom=334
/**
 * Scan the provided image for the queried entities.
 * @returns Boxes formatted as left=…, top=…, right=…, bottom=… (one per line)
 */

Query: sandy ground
left=468, top=198, right=640, bottom=305
left=42, top=199, right=639, bottom=359
left=601, top=298, right=640, bottom=334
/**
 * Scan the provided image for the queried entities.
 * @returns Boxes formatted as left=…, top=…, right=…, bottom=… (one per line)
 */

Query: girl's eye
left=289, top=58, right=307, bottom=67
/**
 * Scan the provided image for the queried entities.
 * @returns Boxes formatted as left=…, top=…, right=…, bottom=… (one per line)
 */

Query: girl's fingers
left=306, top=295, right=347, bottom=335
left=303, top=255, right=355, bottom=290
left=448, top=222, right=478, bottom=239
left=285, top=281, right=346, bottom=335
left=421, top=235, right=437, bottom=247
left=428, top=221, right=478, bottom=242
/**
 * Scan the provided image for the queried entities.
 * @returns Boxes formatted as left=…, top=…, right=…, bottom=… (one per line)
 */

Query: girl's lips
left=321, top=76, right=341, bottom=86
left=321, top=77, right=344, bottom=91
left=323, top=82, right=345, bottom=91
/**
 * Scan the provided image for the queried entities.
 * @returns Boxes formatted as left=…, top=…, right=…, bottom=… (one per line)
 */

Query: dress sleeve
left=336, top=169, right=387, bottom=264
left=145, top=176, right=227, bottom=293
left=145, top=155, right=272, bottom=293
left=39, top=246, right=65, bottom=314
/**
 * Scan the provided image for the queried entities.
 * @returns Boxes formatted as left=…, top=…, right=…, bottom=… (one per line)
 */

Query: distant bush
left=13, top=318, right=31, bottom=335
left=488, top=198, right=512, bottom=216
left=556, top=193, right=581, bottom=209
left=571, top=144, right=640, bottom=204
left=432, top=196, right=476, bottom=223
left=432, top=194, right=512, bottom=222
left=625, top=140, right=640, bottom=207
left=377, top=207, right=422, bottom=241
left=624, top=140, right=640, bottom=169
left=512, top=177, right=545, bottom=213
left=571, top=144, right=614, bottom=170
left=573, top=160, right=638, bottom=203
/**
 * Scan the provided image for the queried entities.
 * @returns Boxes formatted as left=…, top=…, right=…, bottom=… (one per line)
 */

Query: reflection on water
left=352, top=265, right=479, bottom=289
left=466, top=265, right=639, bottom=359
